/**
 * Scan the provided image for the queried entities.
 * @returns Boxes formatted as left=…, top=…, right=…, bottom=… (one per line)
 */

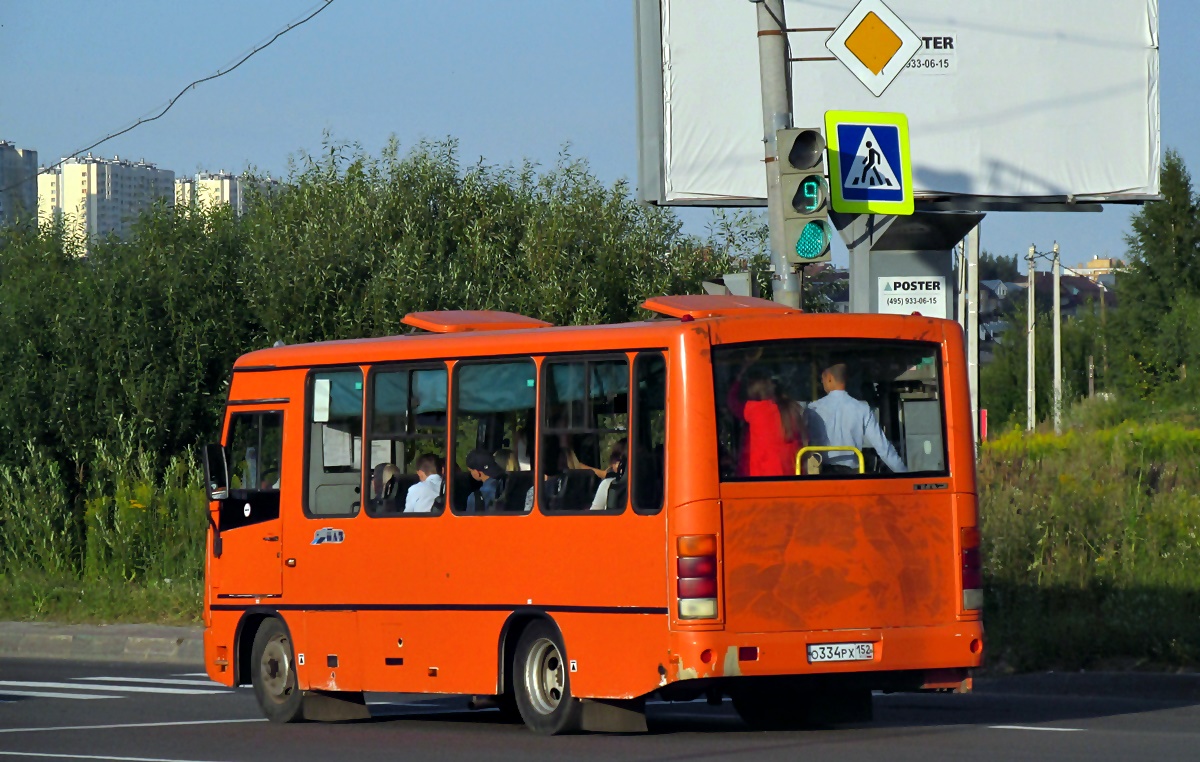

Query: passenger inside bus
left=465, top=448, right=506, bottom=513
left=589, top=438, right=628, bottom=511
left=403, top=453, right=443, bottom=513
left=370, top=463, right=402, bottom=506
left=726, top=348, right=806, bottom=477
left=806, top=362, right=907, bottom=475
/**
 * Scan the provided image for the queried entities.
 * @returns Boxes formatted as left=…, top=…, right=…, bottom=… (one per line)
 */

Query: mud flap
left=579, top=698, right=648, bottom=733
left=301, top=690, right=371, bottom=721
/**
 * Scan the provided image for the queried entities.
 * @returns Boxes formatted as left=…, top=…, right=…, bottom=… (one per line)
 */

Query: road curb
left=0, top=622, right=203, bottom=666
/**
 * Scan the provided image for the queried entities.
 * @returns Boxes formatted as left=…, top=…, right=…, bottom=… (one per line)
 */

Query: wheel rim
left=524, top=637, right=565, bottom=715
left=259, top=633, right=294, bottom=705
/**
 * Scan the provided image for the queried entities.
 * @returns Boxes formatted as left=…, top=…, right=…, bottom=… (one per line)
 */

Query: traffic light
left=776, top=128, right=834, bottom=264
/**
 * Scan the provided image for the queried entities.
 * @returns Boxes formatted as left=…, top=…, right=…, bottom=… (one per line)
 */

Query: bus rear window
left=713, top=341, right=945, bottom=480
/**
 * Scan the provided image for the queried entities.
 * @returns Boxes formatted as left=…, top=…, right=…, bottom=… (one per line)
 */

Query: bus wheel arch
left=234, top=608, right=288, bottom=687
left=497, top=610, right=555, bottom=696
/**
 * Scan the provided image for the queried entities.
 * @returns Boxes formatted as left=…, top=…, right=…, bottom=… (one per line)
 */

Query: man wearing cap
left=465, top=448, right=506, bottom=513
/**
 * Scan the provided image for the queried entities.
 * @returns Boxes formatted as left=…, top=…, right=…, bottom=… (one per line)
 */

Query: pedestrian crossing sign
left=825, top=110, right=913, bottom=215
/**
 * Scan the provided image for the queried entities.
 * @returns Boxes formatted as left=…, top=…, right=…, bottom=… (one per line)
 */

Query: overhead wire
left=1, top=0, right=336, bottom=194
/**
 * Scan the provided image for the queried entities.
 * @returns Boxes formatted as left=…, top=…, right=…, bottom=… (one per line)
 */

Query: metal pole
left=957, top=244, right=967, bottom=330
left=1026, top=245, right=1037, bottom=432
left=966, top=224, right=981, bottom=448
left=1052, top=242, right=1062, bottom=435
left=755, top=0, right=801, bottom=308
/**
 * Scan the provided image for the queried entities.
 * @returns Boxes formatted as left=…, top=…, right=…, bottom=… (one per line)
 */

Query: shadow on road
left=353, top=675, right=1200, bottom=736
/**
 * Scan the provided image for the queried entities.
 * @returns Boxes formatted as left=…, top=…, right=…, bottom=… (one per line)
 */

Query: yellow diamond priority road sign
left=826, top=0, right=922, bottom=97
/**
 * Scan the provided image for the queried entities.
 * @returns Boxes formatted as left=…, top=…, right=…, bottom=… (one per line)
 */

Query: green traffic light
left=792, top=174, right=828, bottom=214
left=795, top=221, right=831, bottom=260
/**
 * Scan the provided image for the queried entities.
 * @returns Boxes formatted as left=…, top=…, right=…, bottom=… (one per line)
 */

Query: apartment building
left=41, top=155, right=174, bottom=244
left=37, top=170, right=61, bottom=225
left=174, top=176, right=195, bottom=208
left=175, top=171, right=278, bottom=216
left=0, top=141, right=39, bottom=227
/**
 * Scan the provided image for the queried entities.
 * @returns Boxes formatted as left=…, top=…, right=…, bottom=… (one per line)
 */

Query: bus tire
left=250, top=617, right=305, bottom=723
left=512, top=620, right=583, bottom=735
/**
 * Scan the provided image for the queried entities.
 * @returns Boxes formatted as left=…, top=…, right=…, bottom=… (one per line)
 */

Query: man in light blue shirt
left=805, top=363, right=907, bottom=474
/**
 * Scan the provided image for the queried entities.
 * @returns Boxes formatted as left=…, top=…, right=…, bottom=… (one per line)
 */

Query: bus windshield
left=713, top=340, right=945, bottom=480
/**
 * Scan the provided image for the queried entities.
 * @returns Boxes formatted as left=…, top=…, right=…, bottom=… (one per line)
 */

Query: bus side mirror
left=203, top=443, right=230, bottom=501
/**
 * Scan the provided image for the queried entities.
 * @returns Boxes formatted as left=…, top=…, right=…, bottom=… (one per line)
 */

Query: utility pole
left=957, top=243, right=967, bottom=331
left=755, top=0, right=801, bottom=308
left=1052, top=242, right=1062, bottom=435
left=1026, top=245, right=1037, bottom=432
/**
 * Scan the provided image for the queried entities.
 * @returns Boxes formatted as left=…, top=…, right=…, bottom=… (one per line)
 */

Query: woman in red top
left=727, top=351, right=806, bottom=477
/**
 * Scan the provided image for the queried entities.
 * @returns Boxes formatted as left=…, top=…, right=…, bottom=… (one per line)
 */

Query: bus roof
left=232, top=296, right=955, bottom=371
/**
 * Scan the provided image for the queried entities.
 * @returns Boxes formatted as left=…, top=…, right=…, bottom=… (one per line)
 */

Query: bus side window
left=632, top=352, right=665, bottom=514
left=452, top=359, right=536, bottom=515
left=539, top=356, right=629, bottom=514
left=306, top=369, right=364, bottom=517
left=367, top=365, right=448, bottom=516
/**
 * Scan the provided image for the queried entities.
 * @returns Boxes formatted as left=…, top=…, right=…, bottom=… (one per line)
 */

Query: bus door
left=213, top=411, right=285, bottom=598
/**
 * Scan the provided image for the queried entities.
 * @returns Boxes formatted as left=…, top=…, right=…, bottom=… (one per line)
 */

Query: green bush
left=981, top=415, right=1200, bottom=669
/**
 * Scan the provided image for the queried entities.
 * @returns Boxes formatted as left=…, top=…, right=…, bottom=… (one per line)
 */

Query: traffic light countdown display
left=776, top=128, right=834, bottom=264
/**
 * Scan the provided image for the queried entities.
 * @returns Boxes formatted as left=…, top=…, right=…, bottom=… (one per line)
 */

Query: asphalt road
left=1, top=659, right=1199, bottom=761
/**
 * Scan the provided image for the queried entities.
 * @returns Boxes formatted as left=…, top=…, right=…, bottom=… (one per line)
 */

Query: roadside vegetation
left=0, top=137, right=769, bottom=624
left=981, top=401, right=1200, bottom=671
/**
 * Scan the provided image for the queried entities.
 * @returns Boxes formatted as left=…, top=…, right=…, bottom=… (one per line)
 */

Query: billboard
left=634, top=0, right=1160, bottom=206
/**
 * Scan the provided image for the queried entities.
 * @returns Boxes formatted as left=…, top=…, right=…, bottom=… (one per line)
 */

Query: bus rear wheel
left=513, top=620, right=583, bottom=735
left=251, top=617, right=305, bottom=723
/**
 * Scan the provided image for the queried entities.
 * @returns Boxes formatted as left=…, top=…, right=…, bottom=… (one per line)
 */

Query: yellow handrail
left=795, top=446, right=865, bottom=475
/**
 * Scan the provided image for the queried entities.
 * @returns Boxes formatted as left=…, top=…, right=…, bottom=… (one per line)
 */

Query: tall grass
left=0, top=424, right=207, bottom=623
left=981, top=411, right=1200, bottom=670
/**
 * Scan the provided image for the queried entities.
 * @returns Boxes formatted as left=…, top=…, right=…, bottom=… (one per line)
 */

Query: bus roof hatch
left=401, top=310, right=554, bottom=333
left=641, top=295, right=800, bottom=320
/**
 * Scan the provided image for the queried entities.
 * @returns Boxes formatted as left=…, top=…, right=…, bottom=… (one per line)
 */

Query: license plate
left=807, top=642, right=874, bottom=663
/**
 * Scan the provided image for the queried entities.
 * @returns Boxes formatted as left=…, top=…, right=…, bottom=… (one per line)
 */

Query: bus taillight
left=961, top=526, right=983, bottom=611
left=677, top=535, right=718, bottom=619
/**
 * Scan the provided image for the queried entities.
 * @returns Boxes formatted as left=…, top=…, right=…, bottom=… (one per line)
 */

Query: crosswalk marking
left=0, top=681, right=228, bottom=697
left=0, top=752, right=232, bottom=762
left=73, top=677, right=220, bottom=687
left=0, top=689, right=120, bottom=701
left=0, top=718, right=266, bottom=734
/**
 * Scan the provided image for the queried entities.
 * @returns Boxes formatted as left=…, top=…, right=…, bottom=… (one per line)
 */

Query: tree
left=1111, top=150, right=1200, bottom=395
left=979, top=250, right=1020, bottom=282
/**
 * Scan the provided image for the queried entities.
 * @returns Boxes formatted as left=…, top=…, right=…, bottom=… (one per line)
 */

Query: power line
left=1, top=0, right=335, bottom=194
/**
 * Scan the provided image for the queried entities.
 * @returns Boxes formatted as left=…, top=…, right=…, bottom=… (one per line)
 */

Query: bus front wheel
left=250, top=617, right=305, bottom=723
left=513, top=620, right=583, bottom=734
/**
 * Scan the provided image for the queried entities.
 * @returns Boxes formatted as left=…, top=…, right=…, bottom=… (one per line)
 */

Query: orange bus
left=201, top=294, right=983, bottom=734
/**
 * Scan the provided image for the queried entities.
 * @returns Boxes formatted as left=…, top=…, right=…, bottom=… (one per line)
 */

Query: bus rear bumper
left=664, top=621, right=984, bottom=687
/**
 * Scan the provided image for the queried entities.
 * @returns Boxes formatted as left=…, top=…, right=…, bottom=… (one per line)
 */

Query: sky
left=3, top=1, right=1196, bottom=270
